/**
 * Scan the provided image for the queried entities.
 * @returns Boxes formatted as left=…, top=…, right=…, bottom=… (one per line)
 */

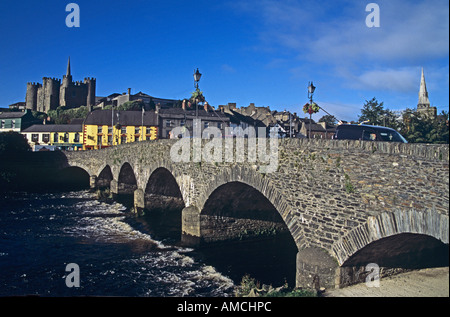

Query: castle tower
left=62, top=57, right=73, bottom=88
left=38, top=77, right=61, bottom=113
left=67, top=56, right=71, bottom=77
left=60, top=57, right=73, bottom=107
left=84, top=77, right=96, bottom=109
left=417, top=68, right=437, bottom=119
left=25, top=82, right=42, bottom=111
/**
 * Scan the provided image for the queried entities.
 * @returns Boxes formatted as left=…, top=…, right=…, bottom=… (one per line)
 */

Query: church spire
left=418, top=67, right=430, bottom=108
left=66, top=57, right=71, bottom=77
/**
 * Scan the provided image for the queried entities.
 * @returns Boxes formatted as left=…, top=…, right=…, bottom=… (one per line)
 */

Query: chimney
left=128, top=88, right=131, bottom=96
left=155, top=103, right=161, bottom=114
left=204, top=101, right=209, bottom=112
left=182, top=99, right=186, bottom=110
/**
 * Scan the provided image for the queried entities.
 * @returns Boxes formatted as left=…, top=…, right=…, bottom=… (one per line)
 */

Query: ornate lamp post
left=307, top=81, right=316, bottom=139
left=193, top=68, right=202, bottom=121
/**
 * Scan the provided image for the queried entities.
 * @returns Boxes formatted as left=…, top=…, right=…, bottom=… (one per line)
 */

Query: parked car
left=334, top=124, right=408, bottom=143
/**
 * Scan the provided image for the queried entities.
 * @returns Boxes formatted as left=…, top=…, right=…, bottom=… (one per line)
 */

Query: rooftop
left=84, top=109, right=158, bottom=126
left=22, top=124, right=82, bottom=133
left=158, top=108, right=230, bottom=121
left=0, top=111, right=29, bottom=119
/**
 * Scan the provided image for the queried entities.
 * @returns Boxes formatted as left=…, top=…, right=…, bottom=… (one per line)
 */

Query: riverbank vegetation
left=235, top=274, right=317, bottom=297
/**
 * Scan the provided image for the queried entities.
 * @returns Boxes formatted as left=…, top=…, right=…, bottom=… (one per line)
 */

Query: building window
left=146, top=127, right=151, bottom=134
left=180, top=119, right=185, bottom=127
left=135, top=126, right=140, bottom=134
left=204, top=121, right=209, bottom=129
left=166, top=120, right=172, bottom=127
left=32, top=134, right=39, bottom=143
left=12, top=120, right=15, bottom=129
left=97, top=135, right=102, bottom=145
left=121, top=135, right=127, bottom=144
left=108, top=135, right=112, bottom=144
left=1, top=120, right=4, bottom=128
left=97, top=126, right=103, bottom=134
left=108, top=126, right=113, bottom=134
left=64, top=133, right=69, bottom=143
left=43, top=134, right=50, bottom=143
left=218, top=122, right=223, bottom=129
left=74, top=133, right=80, bottom=143
left=54, top=133, right=59, bottom=142
left=121, top=126, right=126, bottom=134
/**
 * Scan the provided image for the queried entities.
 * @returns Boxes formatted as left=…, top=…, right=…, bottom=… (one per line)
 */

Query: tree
left=116, top=100, right=145, bottom=111
left=400, top=109, right=449, bottom=144
left=318, top=114, right=337, bottom=126
left=0, top=131, right=31, bottom=155
left=47, top=106, right=89, bottom=124
left=358, top=97, right=385, bottom=125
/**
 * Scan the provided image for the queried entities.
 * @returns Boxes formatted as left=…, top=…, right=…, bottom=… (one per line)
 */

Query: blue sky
left=0, top=0, right=448, bottom=122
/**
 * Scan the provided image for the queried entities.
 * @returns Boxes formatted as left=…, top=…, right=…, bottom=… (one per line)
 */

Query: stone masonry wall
left=63, top=138, right=449, bottom=266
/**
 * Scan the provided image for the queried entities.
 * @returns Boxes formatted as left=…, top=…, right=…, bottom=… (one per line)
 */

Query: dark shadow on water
left=190, top=233, right=298, bottom=288
left=128, top=209, right=298, bottom=288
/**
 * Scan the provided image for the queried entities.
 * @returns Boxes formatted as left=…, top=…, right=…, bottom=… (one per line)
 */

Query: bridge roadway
left=61, top=138, right=449, bottom=290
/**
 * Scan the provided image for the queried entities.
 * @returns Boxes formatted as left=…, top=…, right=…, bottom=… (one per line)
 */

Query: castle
left=25, top=57, right=96, bottom=113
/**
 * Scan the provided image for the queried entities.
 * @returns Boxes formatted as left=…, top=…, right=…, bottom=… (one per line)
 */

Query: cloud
left=221, top=64, right=237, bottom=73
left=233, top=0, right=449, bottom=72
left=351, top=67, right=419, bottom=92
left=310, top=0, right=449, bottom=64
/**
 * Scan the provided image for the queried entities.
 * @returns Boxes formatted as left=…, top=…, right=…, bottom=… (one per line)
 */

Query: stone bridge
left=62, top=138, right=449, bottom=289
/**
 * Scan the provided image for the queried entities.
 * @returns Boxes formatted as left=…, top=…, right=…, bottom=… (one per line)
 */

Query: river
left=0, top=190, right=296, bottom=297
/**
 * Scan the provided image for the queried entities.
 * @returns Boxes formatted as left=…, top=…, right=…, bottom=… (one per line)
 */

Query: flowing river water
left=0, top=190, right=297, bottom=297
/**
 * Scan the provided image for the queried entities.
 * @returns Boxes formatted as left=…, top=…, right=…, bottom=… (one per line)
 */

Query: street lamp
left=193, top=68, right=202, bottom=89
left=307, top=81, right=316, bottom=139
left=193, top=68, right=202, bottom=133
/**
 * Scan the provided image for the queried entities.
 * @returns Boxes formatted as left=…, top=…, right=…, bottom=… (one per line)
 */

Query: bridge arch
left=193, top=166, right=299, bottom=246
left=96, top=165, right=113, bottom=188
left=117, top=162, right=138, bottom=195
left=144, top=167, right=185, bottom=211
left=332, top=209, right=449, bottom=266
left=201, top=181, right=291, bottom=240
left=53, top=166, right=91, bottom=190
left=197, top=166, right=293, bottom=223
left=197, top=176, right=299, bottom=286
left=63, top=162, right=94, bottom=177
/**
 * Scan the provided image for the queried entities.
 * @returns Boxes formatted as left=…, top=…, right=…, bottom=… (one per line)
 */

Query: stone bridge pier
left=62, top=138, right=449, bottom=290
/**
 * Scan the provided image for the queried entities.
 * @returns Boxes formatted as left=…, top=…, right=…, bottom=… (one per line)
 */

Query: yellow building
left=21, top=124, right=83, bottom=151
left=83, top=110, right=158, bottom=150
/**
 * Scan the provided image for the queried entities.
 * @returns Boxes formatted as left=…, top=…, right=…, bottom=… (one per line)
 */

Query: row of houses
left=1, top=105, right=337, bottom=152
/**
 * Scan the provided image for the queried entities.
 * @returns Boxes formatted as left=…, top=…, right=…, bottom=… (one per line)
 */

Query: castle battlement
left=27, top=82, right=42, bottom=87
left=42, top=77, right=61, bottom=83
